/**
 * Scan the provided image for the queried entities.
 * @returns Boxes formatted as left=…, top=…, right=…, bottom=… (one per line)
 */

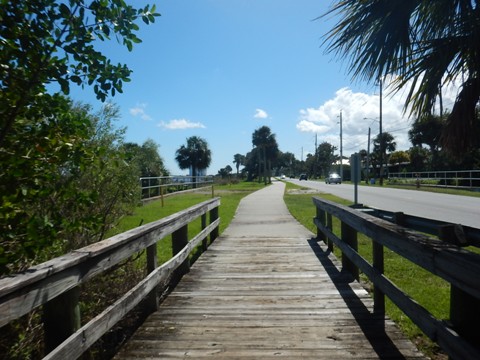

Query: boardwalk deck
left=114, top=182, right=426, bottom=359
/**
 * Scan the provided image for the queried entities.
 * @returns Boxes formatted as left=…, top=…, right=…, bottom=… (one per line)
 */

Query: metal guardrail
left=389, top=170, right=480, bottom=189
left=140, top=176, right=214, bottom=201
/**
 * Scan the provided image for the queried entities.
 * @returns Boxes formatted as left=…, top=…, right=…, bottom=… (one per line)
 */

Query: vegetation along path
left=114, top=180, right=426, bottom=359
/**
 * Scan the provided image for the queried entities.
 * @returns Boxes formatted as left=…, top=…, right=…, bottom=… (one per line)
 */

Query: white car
left=326, top=173, right=342, bottom=184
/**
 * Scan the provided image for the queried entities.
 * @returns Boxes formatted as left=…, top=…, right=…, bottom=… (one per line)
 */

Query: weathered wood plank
left=114, top=234, right=426, bottom=360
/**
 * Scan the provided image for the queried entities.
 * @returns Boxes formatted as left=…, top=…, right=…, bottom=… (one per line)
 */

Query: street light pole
left=366, top=127, right=371, bottom=184
left=338, top=110, right=343, bottom=179
left=379, top=78, right=383, bottom=186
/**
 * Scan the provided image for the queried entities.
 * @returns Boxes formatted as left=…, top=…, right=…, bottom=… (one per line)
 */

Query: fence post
left=372, top=241, right=385, bottom=317
left=326, top=213, right=333, bottom=251
left=146, top=243, right=159, bottom=313
left=315, top=205, right=326, bottom=244
left=160, top=184, right=164, bottom=207
left=210, top=206, right=219, bottom=243
left=341, top=221, right=359, bottom=281
left=201, top=213, right=208, bottom=251
left=44, top=286, right=81, bottom=353
left=439, top=227, right=480, bottom=346
left=171, top=224, right=190, bottom=287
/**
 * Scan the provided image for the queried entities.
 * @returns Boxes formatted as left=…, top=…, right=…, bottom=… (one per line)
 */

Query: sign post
left=351, top=153, right=361, bottom=205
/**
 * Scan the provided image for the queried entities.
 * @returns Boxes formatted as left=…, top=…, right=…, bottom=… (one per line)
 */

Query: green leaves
left=0, top=0, right=160, bottom=145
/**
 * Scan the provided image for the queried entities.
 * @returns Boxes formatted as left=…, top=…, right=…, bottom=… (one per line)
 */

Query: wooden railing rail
left=313, top=196, right=480, bottom=360
left=0, top=197, right=221, bottom=360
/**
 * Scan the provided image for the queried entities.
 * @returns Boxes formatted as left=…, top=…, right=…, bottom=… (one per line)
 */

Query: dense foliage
left=0, top=0, right=159, bottom=273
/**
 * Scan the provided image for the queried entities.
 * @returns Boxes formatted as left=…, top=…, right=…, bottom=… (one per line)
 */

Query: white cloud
left=296, top=78, right=459, bottom=155
left=158, top=118, right=206, bottom=130
left=254, top=108, right=268, bottom=119
left=129, top=103, right=152, bottom=121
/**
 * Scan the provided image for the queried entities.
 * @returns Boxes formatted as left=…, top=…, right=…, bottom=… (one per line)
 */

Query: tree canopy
left=175, top=136, right=212, bottom=177
left=0, top=0, right=159, bottom=145
left=323, top=0, right=480, bottom=156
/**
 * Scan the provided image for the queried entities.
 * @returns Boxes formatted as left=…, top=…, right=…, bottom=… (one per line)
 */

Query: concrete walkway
left=222, top=180, right=313, bottom=238
left=114, top=180, right=426, bottom=359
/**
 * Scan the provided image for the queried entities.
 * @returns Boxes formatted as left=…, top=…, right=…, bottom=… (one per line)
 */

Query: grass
left=108, top=181, right=267, bottom=264
left=283, top=181, right=449, bottom=359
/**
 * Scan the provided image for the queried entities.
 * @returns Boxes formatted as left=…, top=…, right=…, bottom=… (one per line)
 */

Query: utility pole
left=379, top=79, right=383, bottom=186
left=339, top=110, right=343, bottom=180
left=367, top=127, right=371, bottom=184
left=315, top=133, right=318, bottom=178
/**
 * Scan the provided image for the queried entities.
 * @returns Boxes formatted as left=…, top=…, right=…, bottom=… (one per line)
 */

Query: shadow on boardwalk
left=114, top=181, right=426, bottom=359
left=308, top=238, right=409, bottom=359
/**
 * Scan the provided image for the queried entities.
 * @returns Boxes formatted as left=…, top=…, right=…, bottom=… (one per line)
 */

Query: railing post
left=439, top=227, right=480, bottom=347
left=315, top=206, right=326, bottom=244
left=210, top=206, right=219, bottom=243
left=160, top=184, right=165, bottom=207
left=326, top=213, right=333, bottom=251
left=201, top=213, right=208, bottom=251
left=44, top=286, right=81, bottom=354
left=372, top=241, right=385, bottom=317
left=146, top=243, right=159, bottom=313
left=341, top=221, right=359, bottom=281
left=171, top=224, right=190, bottom=287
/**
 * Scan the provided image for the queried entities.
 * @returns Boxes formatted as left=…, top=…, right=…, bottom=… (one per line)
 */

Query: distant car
left=325, top=173, right=341, bottom=184
left=281, top=174, right=286, bottom=179
left=299, top=174, right=308, bottom=181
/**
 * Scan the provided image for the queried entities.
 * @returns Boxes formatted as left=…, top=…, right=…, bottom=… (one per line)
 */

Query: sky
left=69, top=0, right=459, bottom=175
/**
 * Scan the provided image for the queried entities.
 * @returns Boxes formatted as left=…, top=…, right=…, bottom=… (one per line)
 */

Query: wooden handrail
left=0, top=197, right=221, bottom=359
left=312, top=196, right=480, bottom=360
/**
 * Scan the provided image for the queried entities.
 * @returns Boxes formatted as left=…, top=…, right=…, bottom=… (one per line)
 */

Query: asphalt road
left=288, top=179, right=480, bottom=228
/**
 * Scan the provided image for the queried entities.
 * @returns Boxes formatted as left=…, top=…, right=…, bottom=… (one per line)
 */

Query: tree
left=276, top=151, right=296, bottom=177
left=0, top=1, right=159, bottom=146
left=408, top=146, right=430, bottom=172
left=322, top=0, right=480, bottom=157
left=408, top=114, right=445, bottom=169
left=175, top=136, right=212, bottom=183
left=218, top=165, right=233, bottom=179
left=252, top=126, right=279, bottom=184
left=125, top=139, right=168, bottom=178
left=316, top=142, right=338, bottom=177
left=233, top=153, right=246, bottom=176
left=0, top=99, right=139, bottom=274
left=371, top=132, right=396, bottom=177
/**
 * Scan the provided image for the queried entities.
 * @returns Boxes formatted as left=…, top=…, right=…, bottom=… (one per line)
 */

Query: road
left=288, top=179, right=480, bottom=229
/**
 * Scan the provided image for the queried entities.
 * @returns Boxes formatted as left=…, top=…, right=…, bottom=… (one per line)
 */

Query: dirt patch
left=286, top=189, right=323, bottom=195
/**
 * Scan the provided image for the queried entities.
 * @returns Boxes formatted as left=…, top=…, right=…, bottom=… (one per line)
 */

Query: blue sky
left=70, top=0, right=458, bottom=175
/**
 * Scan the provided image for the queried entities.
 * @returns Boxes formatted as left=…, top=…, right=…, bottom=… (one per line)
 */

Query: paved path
left=114, top=181, right=426, bottom=359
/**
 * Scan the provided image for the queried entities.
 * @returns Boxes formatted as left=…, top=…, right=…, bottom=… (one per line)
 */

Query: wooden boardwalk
left=114, top=182, right=426, bottom=359
left=114, top=235, right=426, bottom=359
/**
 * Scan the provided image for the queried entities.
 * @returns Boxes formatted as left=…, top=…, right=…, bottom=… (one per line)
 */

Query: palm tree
left=252, top=126, right=278, bottom=184
left=175, top=136, right=211, bottom=186
left=233, top=153, right=245, bottom=176
left=322, top=0, right=480, bottom=157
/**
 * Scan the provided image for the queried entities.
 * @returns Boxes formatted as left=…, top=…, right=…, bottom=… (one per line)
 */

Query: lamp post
left=364, top=117, right=378, bottom=184
left=379, top=79, right=383, bottom=185
left=338, top=110, right=343, bottom=179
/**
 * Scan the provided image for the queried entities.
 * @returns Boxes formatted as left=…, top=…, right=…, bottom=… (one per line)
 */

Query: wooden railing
left=312, top=197, right=480, bottom=360
left=0, top=198, right=220, bottom=360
